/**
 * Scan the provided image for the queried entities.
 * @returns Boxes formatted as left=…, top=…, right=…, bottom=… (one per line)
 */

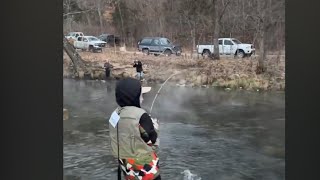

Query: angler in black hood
left=112, top=77, right=161, bottom=180
left=115, top=77, right=142, bottom=108
left=115, top=78, right=158, bottom=144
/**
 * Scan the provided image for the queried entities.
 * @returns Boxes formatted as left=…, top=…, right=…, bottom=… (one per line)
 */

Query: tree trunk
left=68, top=16, right=73, bottom=32
left=213, top=0, right=220, bottom=60
left=97, top=0, right=103, bottom=34
left=63, top=37, right=86, bottom=75
left=197, top=32, right=203, bottom=59
left=86, top=13, right=92, bottom=26
left=117, top=0, right=125, bottom=45
left=257, top=29, right=266, bottom=74
left=193, top=26, right=196, bottom=54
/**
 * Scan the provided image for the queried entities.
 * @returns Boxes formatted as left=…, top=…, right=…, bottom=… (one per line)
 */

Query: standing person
left=108, top=78, right=161, bottom=180
left=133, top=60, right=144, bottom=80
left=104, top=60, right=113, bottom=79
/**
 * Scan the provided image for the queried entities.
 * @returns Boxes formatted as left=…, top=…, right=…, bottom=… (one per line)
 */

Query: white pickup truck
left=197, top=38, right=255, bottom=58
left=74, top=36, right=107, bottom=52
left=65, top=32, right=84, bottom=41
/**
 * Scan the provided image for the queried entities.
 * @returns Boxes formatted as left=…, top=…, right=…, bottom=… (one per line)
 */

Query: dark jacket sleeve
left=139, top=113, right=158, bottom=144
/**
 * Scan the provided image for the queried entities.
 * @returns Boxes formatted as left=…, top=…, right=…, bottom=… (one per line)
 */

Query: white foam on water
left=181, top=169, right=202, bottom=180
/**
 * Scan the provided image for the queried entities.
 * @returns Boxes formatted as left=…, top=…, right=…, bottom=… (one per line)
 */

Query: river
left=63, top=79, right=285, bottom=180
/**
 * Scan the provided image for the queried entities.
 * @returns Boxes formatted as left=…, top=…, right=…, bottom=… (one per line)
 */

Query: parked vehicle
left=73, top=36, right=106, bottom=52
left=65, top=32, right=84, bottom=41
left=138, top=37, right=182, bottom=56
left=98, top=34, right=121, bottom=46
left=196, top=38, right=255, bottom=58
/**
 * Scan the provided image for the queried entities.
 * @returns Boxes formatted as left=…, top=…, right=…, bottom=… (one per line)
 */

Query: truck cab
left=197, top=38, right=255, bottom=58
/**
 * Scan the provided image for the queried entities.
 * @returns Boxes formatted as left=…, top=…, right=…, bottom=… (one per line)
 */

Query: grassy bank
left=63, top=50, right=285, bottom=91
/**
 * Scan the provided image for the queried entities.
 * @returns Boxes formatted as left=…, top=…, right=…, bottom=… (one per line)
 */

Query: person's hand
left=147, top=138, right=160, bottom=147
left=154, top=140, right=160, bottom=147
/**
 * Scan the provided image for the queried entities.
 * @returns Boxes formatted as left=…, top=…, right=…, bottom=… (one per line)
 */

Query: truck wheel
left=142, top=49, right=149, bottom=55
left=89, top=46, right=94, bottom=52
left=236, top=49, right=245, bottom=58
left=164, top=49, right=172, bottom=56
left=202, top=50, right=211, bottom=59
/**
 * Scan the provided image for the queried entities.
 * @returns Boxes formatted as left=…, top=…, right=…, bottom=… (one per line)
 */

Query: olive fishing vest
left=109, top=106, right=154, bottom=162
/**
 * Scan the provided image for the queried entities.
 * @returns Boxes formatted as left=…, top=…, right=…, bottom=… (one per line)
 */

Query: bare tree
left=247, top=0, right=284, bottom=73
left=212, top=0, right=220, bottom=60
left=96, top=0, right=104, bottom=33
left=212, top=0, right=231, bottom=60
left=63, top=0, right=285, bottom=59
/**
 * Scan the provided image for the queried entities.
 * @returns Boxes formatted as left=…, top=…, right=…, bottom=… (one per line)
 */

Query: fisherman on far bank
left=104, top=60, right=113, bottom=79
left=108, top=78, right=161, bottom=180
left=133, top=60, right=144, bottom=81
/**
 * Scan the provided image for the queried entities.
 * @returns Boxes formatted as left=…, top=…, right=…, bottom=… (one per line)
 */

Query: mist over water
left=64, top=79, right=285, bottom=180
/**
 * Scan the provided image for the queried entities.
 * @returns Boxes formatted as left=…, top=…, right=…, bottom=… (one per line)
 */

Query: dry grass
left=63, top=50, right=285, bottom=91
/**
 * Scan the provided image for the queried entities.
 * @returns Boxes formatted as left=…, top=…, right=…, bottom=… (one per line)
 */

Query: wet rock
left=179, top=79, right=187, bottom=85
left=176, top=84, right=186, bottom=87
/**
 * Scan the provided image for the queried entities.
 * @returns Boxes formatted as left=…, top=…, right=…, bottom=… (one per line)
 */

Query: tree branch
left=219, top=0, right=231, bottom=22
left=63, top=9, right=94, bottom=17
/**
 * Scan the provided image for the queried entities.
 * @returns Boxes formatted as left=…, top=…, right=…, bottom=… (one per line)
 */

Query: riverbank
left=63, top=50, right=285, bottom=91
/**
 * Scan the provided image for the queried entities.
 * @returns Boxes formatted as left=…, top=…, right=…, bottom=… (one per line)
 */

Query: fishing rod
left=149, top=72, right=179, bottom=115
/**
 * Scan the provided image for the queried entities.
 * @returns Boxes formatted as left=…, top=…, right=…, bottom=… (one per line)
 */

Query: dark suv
left=98, top=34, right=121, bottom=46
left=138, top=37, right=181, bottom=56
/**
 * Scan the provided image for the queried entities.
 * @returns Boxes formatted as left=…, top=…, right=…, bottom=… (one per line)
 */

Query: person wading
left=104, top=60, right=113, bottom=79
left=133, top=60, right=144, bottom=81
left=109, top=78, right=161, bottom=180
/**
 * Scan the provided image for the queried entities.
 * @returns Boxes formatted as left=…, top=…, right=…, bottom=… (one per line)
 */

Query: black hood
left=115, top=78, right=141, bottom=108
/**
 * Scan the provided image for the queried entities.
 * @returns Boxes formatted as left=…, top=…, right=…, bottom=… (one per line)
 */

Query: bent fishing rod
left=149, top=72, right=179, bottom=115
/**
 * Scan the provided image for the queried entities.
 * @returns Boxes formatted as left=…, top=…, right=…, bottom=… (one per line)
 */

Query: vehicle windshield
left=160, top=38, right=171, bottom=45
left=88, top=37, right=99, bottom=41
left=232, top=39, right=242, bottom=44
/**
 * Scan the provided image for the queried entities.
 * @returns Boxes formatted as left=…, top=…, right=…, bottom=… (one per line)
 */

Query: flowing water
left=63, top=79, right=285, bottom=180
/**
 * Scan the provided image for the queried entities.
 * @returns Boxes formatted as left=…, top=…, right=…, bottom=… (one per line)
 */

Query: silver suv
left=138, top=37, right=182, bottom=56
